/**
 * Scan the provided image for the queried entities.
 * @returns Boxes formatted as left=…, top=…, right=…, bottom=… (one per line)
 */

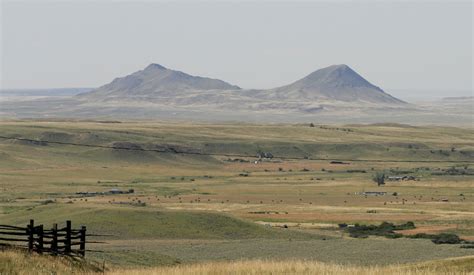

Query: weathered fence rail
left=0, top=219, right=88, bottom=257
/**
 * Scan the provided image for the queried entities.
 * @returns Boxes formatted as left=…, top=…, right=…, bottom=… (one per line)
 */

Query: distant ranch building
left=358, top=191, right=387, bottom=196
left=388, top=176, right=416, bottom=181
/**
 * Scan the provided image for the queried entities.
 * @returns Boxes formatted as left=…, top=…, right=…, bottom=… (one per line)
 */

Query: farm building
left=388, top=176, right=416, bottom=181
left=75, top=188, right=133, bottom=197
left=359, top=191, right=387, bottom=196
left=257, top=152, right=274, bottom=159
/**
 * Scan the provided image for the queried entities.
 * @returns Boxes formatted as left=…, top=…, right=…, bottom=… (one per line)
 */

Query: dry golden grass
left=0, top=249, right=102, bottom=275
left=108, top=257, right=474, bottom=275
left=1, top=244, right=474, bottom=275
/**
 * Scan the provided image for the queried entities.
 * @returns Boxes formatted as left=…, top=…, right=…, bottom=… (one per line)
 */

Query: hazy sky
left=1, top=1, right=472, bottom=99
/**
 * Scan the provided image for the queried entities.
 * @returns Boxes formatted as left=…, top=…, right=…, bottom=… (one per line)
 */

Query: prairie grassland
left=109, top=257, right=474, bottom=275
left=0, top=121, right=473, bottom=267
left=0, top=250, right=102, bottom=275
left=2, top=250, right=473, bottom=275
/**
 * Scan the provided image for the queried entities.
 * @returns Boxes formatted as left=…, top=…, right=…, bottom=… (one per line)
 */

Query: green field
left=1, top=121, right=473, bottom=268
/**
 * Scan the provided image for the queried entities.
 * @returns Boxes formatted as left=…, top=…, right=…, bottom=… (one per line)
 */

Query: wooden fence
left=0, top=220, right=88, bottom=257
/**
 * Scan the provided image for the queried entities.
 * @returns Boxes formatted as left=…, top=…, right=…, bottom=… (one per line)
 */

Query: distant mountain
left=80, top=63, right=404, bottom=106
left=3, top=64, right=471, bottom=125
left=267, top=64, right=404, bottom=104
left=79, top=63, right=241, bottom=100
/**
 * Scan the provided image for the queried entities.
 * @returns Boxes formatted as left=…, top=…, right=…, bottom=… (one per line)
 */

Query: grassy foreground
left=0, top=250, right=102, bottom=275
left=110, top=258, right=474, bottom=275
left=1, top=250, right=473, bottom=275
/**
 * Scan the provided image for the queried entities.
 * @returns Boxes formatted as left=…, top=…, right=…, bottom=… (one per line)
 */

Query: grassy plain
left=110, top=256, right=474, bottom=275
left=0, top=121, right=473, bottom=269
left=1, top=250, right=473, bottom=275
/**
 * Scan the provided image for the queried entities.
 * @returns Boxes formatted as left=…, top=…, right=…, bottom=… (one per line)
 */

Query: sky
left=1, top=1, right=472, bottom=100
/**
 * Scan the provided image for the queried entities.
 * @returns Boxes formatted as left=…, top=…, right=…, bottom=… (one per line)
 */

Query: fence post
left=51, top=223, right=58, bottom=255
left=27, top=219, right=34, bottom=252
left=65, top=220, right=72, bottom=255
left=37, top=224, right=44, bottom=254
left=79, top=225, right=86, bottom=257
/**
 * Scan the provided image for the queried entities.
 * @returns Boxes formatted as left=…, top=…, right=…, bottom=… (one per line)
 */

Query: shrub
left=347, top=221, right=415, bottom=239
left=406, top=232, right=463, bottom=244
left=394, top=221, right=415, bottom=230
left=338, top=223, right=347, bottom=228
left=431, top=233, right=462, bottom=244
left=385, top=233, right=403, bottom=239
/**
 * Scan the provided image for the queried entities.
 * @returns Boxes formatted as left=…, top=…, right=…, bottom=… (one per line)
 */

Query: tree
left=373, top=172, right=385, bottom=186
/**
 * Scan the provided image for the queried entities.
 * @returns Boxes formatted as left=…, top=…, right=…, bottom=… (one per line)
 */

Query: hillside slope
left=267, top=64, right=404, bottom=104
left=79, top=63, right=241, bottom=101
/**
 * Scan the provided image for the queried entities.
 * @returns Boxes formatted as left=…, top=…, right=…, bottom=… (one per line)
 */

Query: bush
left=338, top=223, right=348, bottom=228
left=347, top=221, right=415, bottom=239
left=406, top=233, right=431, bottom=239
left=431, top=233, right=462, bottom=244
left=394, top=221, right=415, bottom=230
left=385, top=233, right=403, bottom=239
left=406, top=232, right=463, bottom=244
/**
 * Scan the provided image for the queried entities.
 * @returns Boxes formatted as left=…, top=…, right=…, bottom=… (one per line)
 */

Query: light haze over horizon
left=1, top=1, right=472, bottom=100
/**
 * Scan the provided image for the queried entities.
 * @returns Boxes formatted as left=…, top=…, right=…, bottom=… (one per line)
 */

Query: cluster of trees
left=372, top=172, right=385, bottom=186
